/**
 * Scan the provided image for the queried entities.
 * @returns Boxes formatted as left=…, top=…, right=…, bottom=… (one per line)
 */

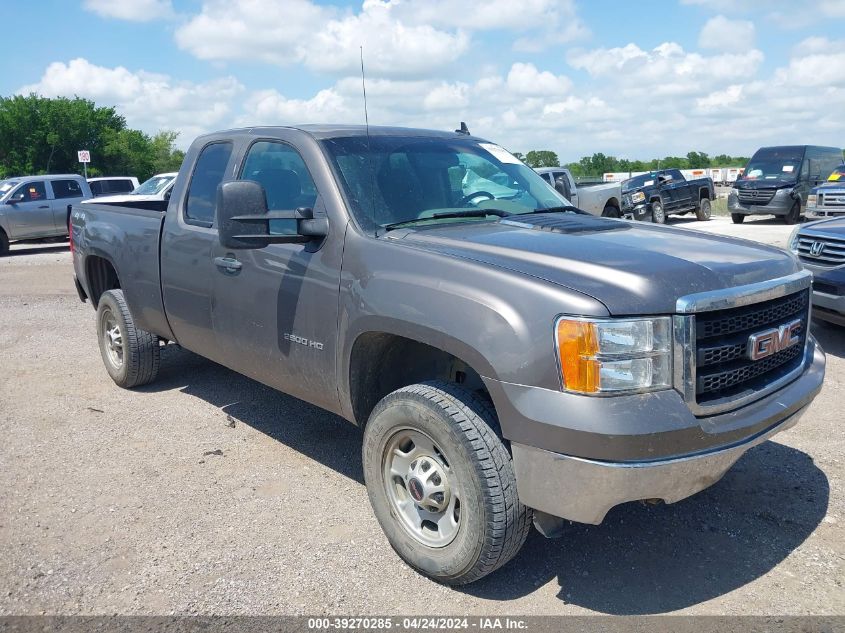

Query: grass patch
left=711, top=197, right=729, bottom=216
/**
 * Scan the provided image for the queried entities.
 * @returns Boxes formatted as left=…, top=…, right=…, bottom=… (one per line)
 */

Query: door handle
left=214, top=256, right=242, bottom=272
left=38, top=205, right=49, bottom=209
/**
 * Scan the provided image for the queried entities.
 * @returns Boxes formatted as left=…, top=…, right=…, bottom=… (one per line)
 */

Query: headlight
left=631, top=191, right=646, bottom=204
left=555, top=317, right=672, bottom=395
left=807, top=194, right=817, bottom=207
left=731, top=188, right=739, bottom=196
left=788, top=226, right=801, bottom=252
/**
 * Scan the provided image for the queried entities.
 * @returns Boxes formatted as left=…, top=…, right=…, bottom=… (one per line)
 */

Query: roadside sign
left=77, top=150, right=91, bottom=163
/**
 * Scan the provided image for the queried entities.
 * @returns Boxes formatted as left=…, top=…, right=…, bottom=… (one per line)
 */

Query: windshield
left=622, top=172, right=657, bottom=191
left=743, top=148, right=803, bottom=182
left=320, top=135, right=568, bottom=233
left=133, top=174, right=175, bottom=195
left=0, top=180, right=20, bottom=198
left=828, top=164, right=845, bottom=182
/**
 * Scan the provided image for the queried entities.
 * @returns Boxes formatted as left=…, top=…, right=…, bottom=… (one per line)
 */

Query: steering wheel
left=458, top=191, right=495, bottom=206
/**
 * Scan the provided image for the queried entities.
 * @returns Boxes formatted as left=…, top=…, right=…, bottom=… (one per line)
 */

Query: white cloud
left=19, top=58, right=243, bottom=145
left=175, top=0, right=587, bottom=78
left=699, top=16, right=755, bottom=52
left=176, top=0, right=469, bottom=78
left=506, top=63, right=572, bottom=96
left=83, top=0, right=174, bottom=21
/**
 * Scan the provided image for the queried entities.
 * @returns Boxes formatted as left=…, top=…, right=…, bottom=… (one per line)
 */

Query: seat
left=377, top=164, right=424, bottom=224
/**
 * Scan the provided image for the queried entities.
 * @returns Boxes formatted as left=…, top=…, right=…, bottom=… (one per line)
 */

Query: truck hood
left=393, top=214, right=799, bottom=315
left=811, top=181, right=845, bottom=194
left=802, top=216, right=845, bottom=236
left=735, top=178, right=794, bottom=190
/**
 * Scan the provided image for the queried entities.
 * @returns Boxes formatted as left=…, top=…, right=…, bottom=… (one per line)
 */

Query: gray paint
left=71, top=124, right=826, bottom=523
left=1, top=174, right=91, bottom=241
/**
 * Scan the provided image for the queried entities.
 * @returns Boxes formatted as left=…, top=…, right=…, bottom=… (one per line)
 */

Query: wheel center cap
left=408, top=477, right=425, bottom=502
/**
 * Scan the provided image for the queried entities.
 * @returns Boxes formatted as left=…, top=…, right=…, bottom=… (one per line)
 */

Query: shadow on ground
left=812, top=320, right=845, bottom=359
left=139, top=345, right=364, bottom=484
left=140, top=345, right=828, bottom=614
left=7, top=242, right=69, bottom=256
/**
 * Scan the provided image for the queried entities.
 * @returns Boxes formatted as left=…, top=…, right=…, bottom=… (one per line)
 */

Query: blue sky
left=5, top=0, right=845, bottom=161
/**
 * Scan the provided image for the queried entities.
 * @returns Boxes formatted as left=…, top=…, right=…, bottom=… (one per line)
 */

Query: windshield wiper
left=530, top=205, right=590, bottom=215
left=381, top=209, right=512, bottom=233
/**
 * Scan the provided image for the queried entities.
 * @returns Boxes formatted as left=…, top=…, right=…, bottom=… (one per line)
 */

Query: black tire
left=601, top=203, right=621, bottom=218
left=651, top=200, right=666, bottom=224
left=363, top=381, right=531, bottom=585
left=96, top=289, right=160, bottom=388
left=696, top=198, right=712, bottom=221
left=783, top=201, right=801, bottom=225
left=731, top=213, right=746, bottom=224
left=0, top=230, right=8, bottom=256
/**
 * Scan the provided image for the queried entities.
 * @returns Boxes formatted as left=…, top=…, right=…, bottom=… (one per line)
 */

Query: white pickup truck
left=535, top=167, right=623, bottom=218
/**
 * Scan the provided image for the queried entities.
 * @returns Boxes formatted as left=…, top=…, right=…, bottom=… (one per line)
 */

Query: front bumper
left=492, top=338, right=825, bottom=525
left=728, top=189, right=794, bottom=216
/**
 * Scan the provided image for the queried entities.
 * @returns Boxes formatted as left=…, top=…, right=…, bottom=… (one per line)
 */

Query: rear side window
left=185, top=142, right=233, bottom=225
left=90, top=181, right=105, bottom=196
left=110, top=179, right=135, bottom=194
left=51, top=179, right=83, bottom=199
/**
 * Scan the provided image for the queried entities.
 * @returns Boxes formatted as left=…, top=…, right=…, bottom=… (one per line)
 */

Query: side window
left=16, top=181, right=47, bottom=202
left=668, top=169, right=684, bottom=181
left=51, top=179, right=83, bottom=199
left=185, top=142, right=233, bottom=225
left=90, top=181, right=104, bottom=196
left=113, top=179, right=134, bottom=193
left=240, top=141, right=318, bottom=235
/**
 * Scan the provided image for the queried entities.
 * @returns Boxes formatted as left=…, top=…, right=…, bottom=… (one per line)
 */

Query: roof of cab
left=194, top=124, right=485, bottom=143
left=0, top=173, right=85, bottom=182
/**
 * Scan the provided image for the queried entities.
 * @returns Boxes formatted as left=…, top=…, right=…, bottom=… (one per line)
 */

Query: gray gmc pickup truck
left=71, top=125, right=825, bottom=585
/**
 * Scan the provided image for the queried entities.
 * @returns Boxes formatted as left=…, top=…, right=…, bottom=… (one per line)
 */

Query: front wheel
left=651, top=200, right=666, bottom=224
left=783, top=201, right=801, bottom=225
left=96, top=289, right=160, bottom=388
left=601, top=203, right=621, bottom=218
left=696, top=198, right=712, bottom=221
left=0, top=230, right=8, bottom=256
left=363, top=381, right=531, bottom=585
left=731, top=213, right=746, bottom=224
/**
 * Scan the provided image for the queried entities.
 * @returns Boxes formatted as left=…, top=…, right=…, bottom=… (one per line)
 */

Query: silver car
left=0, top=174, right=92, bottom=255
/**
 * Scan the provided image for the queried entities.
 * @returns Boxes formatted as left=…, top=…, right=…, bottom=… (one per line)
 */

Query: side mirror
left=554, top=177, right=571, bottom=199
left=216, top=180, right=328, bottom=250
left=8, top=192, right=25, bottom=204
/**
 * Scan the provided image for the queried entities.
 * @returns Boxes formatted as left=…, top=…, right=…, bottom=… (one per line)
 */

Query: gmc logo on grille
left=747, top=319, right=802, bottom=361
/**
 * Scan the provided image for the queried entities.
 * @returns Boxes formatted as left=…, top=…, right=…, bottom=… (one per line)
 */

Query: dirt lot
left=1, top=217, right=843, bottom=616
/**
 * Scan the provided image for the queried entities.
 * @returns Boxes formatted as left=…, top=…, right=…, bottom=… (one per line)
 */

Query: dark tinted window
left=745, top=146, right=804, bottom=181
left=90, top=181, right=105, bottom=195
left=51, top=179, right=83, bottom=199
left=109, top=179, right=135, bottom=193
left=667, top=169, right=684, bottom=181
left=16, top=181, right=47, bottom=201
left=185, top=142, right=233, bottom=225
left=241, top=141, right=318, bottom=235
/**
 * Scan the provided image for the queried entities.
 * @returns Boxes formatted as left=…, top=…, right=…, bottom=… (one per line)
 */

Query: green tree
left=524, top=150, right=559, bottom=168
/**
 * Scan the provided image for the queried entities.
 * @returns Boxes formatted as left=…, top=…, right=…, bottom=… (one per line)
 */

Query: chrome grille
left=737, top=188, right=776, bottom=204
left=796, top=234, right=845, bottom=266
left=820, top=190, right=845, bottom=208
left=693, top=289, right=809, bottom=406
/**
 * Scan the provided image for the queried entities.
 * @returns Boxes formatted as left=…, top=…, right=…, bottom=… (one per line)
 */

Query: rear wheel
left=783, top=201, right=801, bottom=225
left=0, top=230, right=8, bottom=256
left=96, top=289, right=160, bottom=388
left=651, top=200, right=666, bottom=224
left=696, top=198, right=712, bottom=221
left=363, top=381, right=531, bottom=585
left=731, top=213, right=746, bottom=224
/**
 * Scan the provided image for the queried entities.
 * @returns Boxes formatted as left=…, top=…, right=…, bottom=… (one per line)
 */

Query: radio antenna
left=360, top=46, right=370, bottom=132
left=360, top=46, right=379, bottom=229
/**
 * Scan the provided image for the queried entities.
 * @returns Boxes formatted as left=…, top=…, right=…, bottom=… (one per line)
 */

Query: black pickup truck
left=622, top=169, right=715, bottom=223
left=70, top=125, right=823, bottom=585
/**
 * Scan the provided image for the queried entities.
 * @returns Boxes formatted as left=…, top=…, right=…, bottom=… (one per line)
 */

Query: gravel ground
left=0, top=229, right=843, bottom=616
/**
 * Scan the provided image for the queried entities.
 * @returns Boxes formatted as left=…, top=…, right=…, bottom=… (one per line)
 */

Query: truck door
left=3, top=181, right=53, bottom=239
left=160, top=140, right=237, bottom=362
left=209, top=137, right=343, bottom=414
left=48, top=178, right=86, bottom=233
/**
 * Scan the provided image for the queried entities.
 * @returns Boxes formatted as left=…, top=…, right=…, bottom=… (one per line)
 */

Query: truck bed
left=71, top=201, right=171, bottom=338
